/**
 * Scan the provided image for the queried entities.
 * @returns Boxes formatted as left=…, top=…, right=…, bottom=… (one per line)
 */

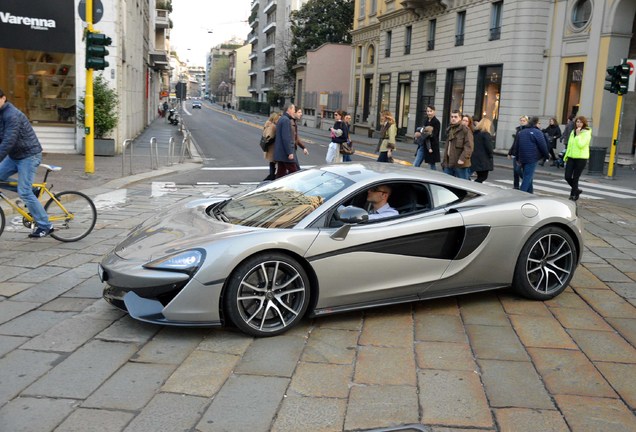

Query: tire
left=225, top=253, right=310, bottom=337
left=44, top=191, right=97, bottom=242
left=0, top=206, right=4, bottom=237
left=512, top=226, right=577, bottom=300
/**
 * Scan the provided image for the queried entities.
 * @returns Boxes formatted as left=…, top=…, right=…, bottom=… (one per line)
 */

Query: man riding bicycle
left=0, top=88, right=53, bottom=238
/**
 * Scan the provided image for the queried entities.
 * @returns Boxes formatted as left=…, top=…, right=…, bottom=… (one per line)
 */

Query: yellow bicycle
left=0, top=164, right=97, bottom=242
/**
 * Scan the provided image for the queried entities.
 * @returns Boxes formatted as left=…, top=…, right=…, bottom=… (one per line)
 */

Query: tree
left=286, top=0, right=354, bottom=81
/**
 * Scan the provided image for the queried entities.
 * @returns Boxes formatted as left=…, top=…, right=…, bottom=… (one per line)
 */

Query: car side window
left=429, top=184, right=473, bottom=208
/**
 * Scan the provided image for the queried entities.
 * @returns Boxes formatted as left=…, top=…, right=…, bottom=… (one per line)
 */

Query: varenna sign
left=0, top=0, right=75, bottom=53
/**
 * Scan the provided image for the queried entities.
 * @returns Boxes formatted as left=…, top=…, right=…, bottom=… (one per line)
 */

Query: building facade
left=350, top=0, right=636, bottom=154
left=0, top=0, right=171, bottom=154
left=294, top=43, right=352, bottom=128
left=247, top=0, right=310, bottom=103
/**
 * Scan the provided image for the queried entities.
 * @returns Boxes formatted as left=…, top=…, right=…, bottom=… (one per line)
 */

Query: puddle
left=93, top=189, right=129, bottom=210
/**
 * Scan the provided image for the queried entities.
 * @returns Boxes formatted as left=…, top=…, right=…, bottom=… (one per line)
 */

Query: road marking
left=494, top=179, right=602, bottom=200
left=534, top=179, right=636, bottom=199
left=201, top=166, right=317, bottom=170
left=196, top=182, right=219, bottom=185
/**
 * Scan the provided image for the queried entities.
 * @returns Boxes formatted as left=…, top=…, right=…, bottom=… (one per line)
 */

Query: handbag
left=340, top=140, right=355, bottom=155
left=259, top=135, right=272, bottom=151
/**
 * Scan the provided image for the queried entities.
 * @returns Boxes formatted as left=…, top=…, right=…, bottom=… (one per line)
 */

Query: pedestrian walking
left=413, top=126, right=434, bottom=168
left=471, top=118, right=494, bottom=183
left=461, top=114, right=475, bottom=133
left=442, top=110, right=473, bottom=179
left=325, top=110, right=348, bottom=164
left=542, top=117, right=562, bottom=166
left=274, top=104, right=298, bottom=178
left=563, top=116, right=591, bottom=201
left=508, top=115, right=528, bottom=189
left=513, top=116, right=549, bottom=193
left=293, top=107, right=309, bottom=170
left=0, top=88, right=53, bottom=238
left=420, top=105, right=441, bottom=170
left=342, top=113, right=354, bottom=162
left=262, top=112, right=280, bottom=181
left=376, top=110, right=397, bottom=163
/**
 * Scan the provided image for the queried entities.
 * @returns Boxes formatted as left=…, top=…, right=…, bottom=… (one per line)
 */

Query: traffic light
left=604, top=61, right=631, bottom=95
left=85, top=31, right=112, bottom=70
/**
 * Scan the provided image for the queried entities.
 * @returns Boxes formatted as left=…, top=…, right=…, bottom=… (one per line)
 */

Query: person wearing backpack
left=261, top=112, right=280, bottom=181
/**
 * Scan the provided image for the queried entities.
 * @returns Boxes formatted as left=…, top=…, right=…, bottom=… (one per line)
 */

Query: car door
left=304, top=208, right=465, bottom=310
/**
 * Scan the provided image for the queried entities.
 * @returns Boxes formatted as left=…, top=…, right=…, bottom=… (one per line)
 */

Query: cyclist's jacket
left=0, top=102, right=42, bottom=161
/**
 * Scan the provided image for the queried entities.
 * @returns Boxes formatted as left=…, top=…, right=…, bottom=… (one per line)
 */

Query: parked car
left=99, top=163, right=584, bottom=337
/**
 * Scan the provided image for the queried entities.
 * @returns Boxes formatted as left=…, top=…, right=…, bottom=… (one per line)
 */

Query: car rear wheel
left=225, top=253, right=310, bottom=337
left=512, top=226, right=577, bottom=300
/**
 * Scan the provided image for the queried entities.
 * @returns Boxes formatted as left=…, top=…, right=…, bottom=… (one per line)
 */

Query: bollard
left=587, top=146, right=607, bottom=175
left=167, top=137, right=175, bottom=166
left=121, top=139, right=133, bottom=176
left=149, top=137, right=160, bottom=170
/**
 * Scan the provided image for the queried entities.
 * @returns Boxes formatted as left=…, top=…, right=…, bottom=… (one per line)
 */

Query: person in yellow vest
left=563, top=116, right=591, bottom=201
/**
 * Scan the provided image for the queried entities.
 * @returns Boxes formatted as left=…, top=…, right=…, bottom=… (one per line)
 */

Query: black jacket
left=422, top=116, right=441, bottom=163
left=472, top=130, right=494, bottom=172
left=542, top=124, right=562, bottom=149
left=0, top=102, right=42, bottom=161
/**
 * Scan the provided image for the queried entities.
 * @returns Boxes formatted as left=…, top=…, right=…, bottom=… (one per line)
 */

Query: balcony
left=263, top=21, right=276, bottom=34
left=248, top=50, right=258, bottom=60
left=149, top=50, right=169, bottom=71
left=155, top=9, right=169, bottom=29
left=250, top=17, right=259, bottom=28
left=263, top=0, right=277, bottom=14
left=400, top=0, right=448, bottom=16
left=248, top=32, right=258, bottom=44
left=262, top=43, right=275, bottom=53
left=248, top=69, right=258, bottom=76
left=251, top=0, right=259, bottom=10
left=262, top=62, right=275, bottom=72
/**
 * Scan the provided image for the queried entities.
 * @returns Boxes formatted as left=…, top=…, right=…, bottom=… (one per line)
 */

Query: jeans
left=0, top=154, right=51, bottom=229
left=512, top=157, right=523, bottom=189
left=413, top=146, right=425, bottom=167
left=377, top=151, right=390, bottom=162
left=564, top=158, right=587, bottom=196
left=342, top=153, right=352, bottom=162
left=519, top=161, right=537, bottom=193
left=443, top=166, right=471, bottom=180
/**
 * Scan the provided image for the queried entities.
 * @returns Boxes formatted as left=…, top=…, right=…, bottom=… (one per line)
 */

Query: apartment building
left=247, top=0, right=310, bottom=103
left=350, top=0, right=636, bottom=153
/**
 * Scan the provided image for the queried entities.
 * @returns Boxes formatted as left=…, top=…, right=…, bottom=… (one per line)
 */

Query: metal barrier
left=121, top=139, right=134, bottom=176
left=179, top=131, right=192, bottom=164
left=167, top=137, right=175, bottom=166
left=149, top=137, right=160, bottom=170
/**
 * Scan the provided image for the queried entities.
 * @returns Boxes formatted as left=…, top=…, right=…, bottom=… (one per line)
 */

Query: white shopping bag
left=325, top=142, right=339, bottom=163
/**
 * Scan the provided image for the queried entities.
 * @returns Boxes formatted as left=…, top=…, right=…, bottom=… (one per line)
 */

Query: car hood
left=113, top=199, right=256, bottom=261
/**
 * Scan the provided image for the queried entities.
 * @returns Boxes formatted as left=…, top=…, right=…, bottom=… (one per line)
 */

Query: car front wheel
left=512, top=226, right=577, bottom=300
left=225, top=253, right=310, bottom=337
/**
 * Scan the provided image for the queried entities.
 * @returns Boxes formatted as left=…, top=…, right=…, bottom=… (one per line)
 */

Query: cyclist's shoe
left=28, top=226, right=55, bottom=238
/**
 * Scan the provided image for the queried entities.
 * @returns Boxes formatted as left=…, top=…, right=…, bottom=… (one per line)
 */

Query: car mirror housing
left=335, top=205, right=369, bottom=224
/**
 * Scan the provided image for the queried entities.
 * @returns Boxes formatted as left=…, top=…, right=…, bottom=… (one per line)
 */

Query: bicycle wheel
left=44, top=191, right=97, bottom=242
left=0, top=206, right=5, bottom=237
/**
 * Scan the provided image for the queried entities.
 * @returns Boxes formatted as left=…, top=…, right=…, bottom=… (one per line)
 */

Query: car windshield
left=220, top=170, right=354, bottom=228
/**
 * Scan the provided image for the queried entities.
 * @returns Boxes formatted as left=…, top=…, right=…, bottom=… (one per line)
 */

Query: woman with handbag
left=341, top=113, right=355, bottom=162
left=262, top=112, right=280, bottom=180
left=325, top=110, right=348, bottom=163
left=377, top=110, right=397, bottom=163
left=542, top=117, right=562, bottom=166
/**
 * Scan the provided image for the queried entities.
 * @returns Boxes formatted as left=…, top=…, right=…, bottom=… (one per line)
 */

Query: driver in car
left=366, top=185, right=399, bottom=220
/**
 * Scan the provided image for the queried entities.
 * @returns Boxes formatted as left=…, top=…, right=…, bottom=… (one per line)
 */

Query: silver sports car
left=100, top=163, right=583, bottom=337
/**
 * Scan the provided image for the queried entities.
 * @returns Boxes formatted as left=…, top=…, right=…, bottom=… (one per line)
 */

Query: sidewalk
left=39, top=118, right=201, bottom=196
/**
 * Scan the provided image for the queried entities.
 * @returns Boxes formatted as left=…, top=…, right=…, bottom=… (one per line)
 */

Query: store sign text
left=0, top=12, right=56, bottom=30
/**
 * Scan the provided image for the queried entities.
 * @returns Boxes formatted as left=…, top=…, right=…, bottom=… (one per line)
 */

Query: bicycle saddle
left=40, top=164, right=62, bottom=172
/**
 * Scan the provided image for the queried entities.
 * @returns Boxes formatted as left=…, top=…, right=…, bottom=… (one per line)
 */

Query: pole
left=84, top=0, right=95, bottom=174
left=606, top=94, right=622, bottom=178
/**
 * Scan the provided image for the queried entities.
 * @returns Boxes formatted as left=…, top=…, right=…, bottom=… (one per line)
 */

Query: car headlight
left=143, top=249, right=205, bottom=274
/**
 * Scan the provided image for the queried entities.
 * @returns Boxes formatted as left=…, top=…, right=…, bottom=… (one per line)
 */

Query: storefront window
left=0, top=48, right=76, bottom=124
left=475, top=65, right=502, bottom=134
left=562, top=63, right=584, bottom=123
left=443, top=68, right=466, bottom=132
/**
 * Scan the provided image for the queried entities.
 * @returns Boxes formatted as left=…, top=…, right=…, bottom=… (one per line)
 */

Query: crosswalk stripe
left=533, top=179, right=636, bottom=199
left=494, top=179, right=604, bottom=199
left=555, top=179, right=636, bottom=196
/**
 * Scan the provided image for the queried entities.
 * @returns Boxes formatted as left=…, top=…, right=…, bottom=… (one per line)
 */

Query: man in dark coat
left=513, top=116, right=549, bottom=193
left=0, top=89, right=53, bottom=237
left=274, top=103, right=298, bottom=178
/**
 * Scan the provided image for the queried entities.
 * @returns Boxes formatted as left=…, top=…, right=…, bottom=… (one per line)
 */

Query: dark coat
left=331, top=120, right=348, bottom=144
left=422, top=116, right=441, bottom=163
left=542, top=124, right=562, bottom=149
left=274, top=112, right=294, bottom=162
left=0, top=102, right=42, bottom=161
left=514, top=125, right=549, bottom=164
left=443, top=123, right=473, bottom=169
left=471, top=130, right=494, bottom=172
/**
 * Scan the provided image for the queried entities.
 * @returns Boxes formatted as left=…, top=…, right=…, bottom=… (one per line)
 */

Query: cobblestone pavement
left=1, top=180, right=635, bottom=432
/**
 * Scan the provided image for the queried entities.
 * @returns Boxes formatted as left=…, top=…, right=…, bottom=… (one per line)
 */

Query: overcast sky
left=169, top=0, right=252, bottom=66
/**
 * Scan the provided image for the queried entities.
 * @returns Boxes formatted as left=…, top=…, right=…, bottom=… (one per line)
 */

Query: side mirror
left=335, top=205, right=369, bottom=224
